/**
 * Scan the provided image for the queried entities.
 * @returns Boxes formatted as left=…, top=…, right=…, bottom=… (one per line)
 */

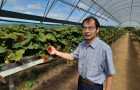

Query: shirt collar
left=84, top=37, right=100, bottom=49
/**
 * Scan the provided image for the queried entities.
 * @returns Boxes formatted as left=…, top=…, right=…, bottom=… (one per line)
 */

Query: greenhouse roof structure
left=0, top=0, right=140, bottom=27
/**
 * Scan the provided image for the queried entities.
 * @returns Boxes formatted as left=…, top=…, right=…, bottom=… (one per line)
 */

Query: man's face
left=82, top=19, right=99, bottom=40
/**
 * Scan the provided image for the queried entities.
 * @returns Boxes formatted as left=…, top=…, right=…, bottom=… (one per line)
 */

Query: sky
left=0, top=0, right=125, bottom=27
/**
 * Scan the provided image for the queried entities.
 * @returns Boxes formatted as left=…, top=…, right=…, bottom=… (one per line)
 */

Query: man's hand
left=47, top=46, right=57, bottom=55
left=0, top=75, right=6, bottom=83
left=47, top=46, right=74, bottom=61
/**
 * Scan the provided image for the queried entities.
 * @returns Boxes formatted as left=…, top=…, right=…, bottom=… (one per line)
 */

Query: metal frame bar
left=130, top=0, right=134, bottom=24
left=91, top=0, right=120, bottom=24
left=100, top=0, right=127, bottom=25
left=79, top=0, right=107, bottom=21
left=0, top=0, right=7, bottom=9
left=94, top=0, right=112, bottom=25
left=57, top=0, right=107, bottom=21
left=78, top=0, right=96, bottom=23
left=0, top=10, right=81, bottom=25
left=104, top=0, right=127, bottom=12
left=44, top=0, right=57, bottom=16
left=41, top=0, right=51, bottom=23
left=103, top=0, right=140, bottom=23
left=41, top=0, right=57, bottom=22
left=94, top=0, right=112, bottom=15
left=111, top=7, right=132, bottom=16
left=66, top=0, right=80, bottom=21
left=110, top=5, right=140, bottom=16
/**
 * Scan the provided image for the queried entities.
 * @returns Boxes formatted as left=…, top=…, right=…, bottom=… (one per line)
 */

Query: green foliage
left=129, top=29, right=140, bottom=42
left=99, top=28, right=127, bottom=44
left=0, top=25, right=83, bottom=63
left=0, top=46, right=6, bottom=53
left=0, top=25, right=127, bottom=64
left=46, top=33, right=56, bottom=41
left=124, top=27, right=136, bottom=31
left=12, top=49, right=25, bottom=61
left=24, top=80, right=35, bottom=88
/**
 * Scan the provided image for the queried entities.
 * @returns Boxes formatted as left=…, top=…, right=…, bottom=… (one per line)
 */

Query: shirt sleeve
left=102, top=45, right=116, bottom=75
left=70, top=44, right=81, bottom=59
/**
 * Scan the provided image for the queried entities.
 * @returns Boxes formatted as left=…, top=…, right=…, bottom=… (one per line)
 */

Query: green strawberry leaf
left=0, top=46, right=6, bottom=53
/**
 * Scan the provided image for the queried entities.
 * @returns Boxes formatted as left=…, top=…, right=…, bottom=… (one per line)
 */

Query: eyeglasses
left=82, top=26, right=96, bottom=31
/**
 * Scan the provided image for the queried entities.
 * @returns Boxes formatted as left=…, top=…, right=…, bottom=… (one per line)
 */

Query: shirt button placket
left=84, top=47, right=87, bottom=59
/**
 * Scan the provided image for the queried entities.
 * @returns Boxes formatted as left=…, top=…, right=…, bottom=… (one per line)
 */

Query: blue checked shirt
left=71, top=37, right=115, bottom=84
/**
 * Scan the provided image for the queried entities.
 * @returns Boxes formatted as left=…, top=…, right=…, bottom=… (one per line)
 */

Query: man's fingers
left=47, top=46, right=52, bottom=52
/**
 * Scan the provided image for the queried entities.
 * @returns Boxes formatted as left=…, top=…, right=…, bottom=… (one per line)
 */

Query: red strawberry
left=18, top=37, right=25, bottom=42
left=43, top=56, right=47, bottom=62
left=21, top=38, right=25, bottom=41
left=18, top=39, right=22, bottom=42
left=47, top=46, right=52, bottom=52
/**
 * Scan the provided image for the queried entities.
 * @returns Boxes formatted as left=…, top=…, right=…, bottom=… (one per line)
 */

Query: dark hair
left=82, top=16, right=100, bottom=28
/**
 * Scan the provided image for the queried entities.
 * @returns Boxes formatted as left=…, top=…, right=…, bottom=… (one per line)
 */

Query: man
left=47, top=16, right=115, bottom=90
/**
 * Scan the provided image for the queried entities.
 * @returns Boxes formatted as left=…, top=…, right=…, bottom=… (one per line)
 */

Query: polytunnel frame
left=80, top=0, right=121, bottom=26
left=1, top=0, right=140, bottom=27
left=0, top=0, right=81, bottom=25
left=0, top=0, right=121, bottom=26
left=93, top=1, right=120, bottom=26
left=0, top=0, right=108, bottom=26
left=90, top=0, right=129, bottom=25
left=94, top=0, right=140, bottom=26
left=57, top=0, right=108, bottom=20
left=104, top=0, right=134, bottom=24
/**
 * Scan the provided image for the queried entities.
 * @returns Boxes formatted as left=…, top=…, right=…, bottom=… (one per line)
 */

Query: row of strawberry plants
left=129, top=29, right=140, bottom=42
left=0, top=25, right=83, bottom=64
left=0, top=25, right=126, bottom=64
left=99, top=28, right=127, bottom=44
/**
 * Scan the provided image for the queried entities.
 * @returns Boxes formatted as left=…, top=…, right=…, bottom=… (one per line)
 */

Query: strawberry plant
left=0, top=25, right=127, bottom=65
left=0, top=25, right=83, bottom=64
